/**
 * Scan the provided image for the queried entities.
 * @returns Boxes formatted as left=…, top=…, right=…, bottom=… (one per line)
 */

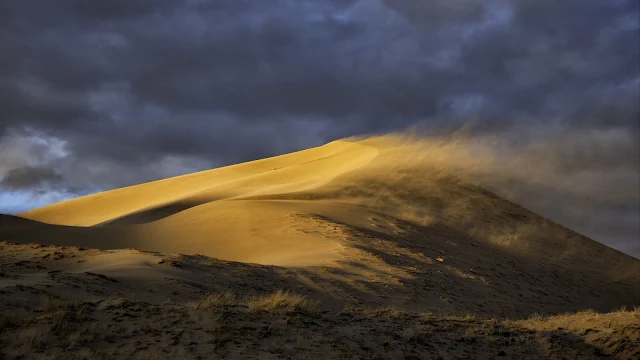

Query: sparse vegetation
left=0, top=294, right=638, bottom=359
left=192, top=291, right=238, bottom=309
left=191, top=289, right=317, bottom=313
left=100, top=295, right=129, bottom=309
left=65, top=322, right=97, bottom=348
left=42, top=295, right=78, bottom=313
left=40, top=296, right=91, bottom=335
left=245, top=290, right=316, bottom=313
left=0, top=313, right=26, bottom=330
left=16, top=325, right=47, bottom=349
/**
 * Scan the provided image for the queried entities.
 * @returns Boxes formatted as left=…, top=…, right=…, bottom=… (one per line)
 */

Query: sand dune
left=14, top=140, right=379, bottom=265
left=5, top=135, right=640, bottom=294
left=1, top=136, right=639, bottom=359
left=12, top=137, right=640, bottom=269
left=20, top=140, right=378, bottom=226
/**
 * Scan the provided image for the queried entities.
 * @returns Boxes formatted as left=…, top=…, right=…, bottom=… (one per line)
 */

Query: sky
left=0, top=0, right=638, bottom=256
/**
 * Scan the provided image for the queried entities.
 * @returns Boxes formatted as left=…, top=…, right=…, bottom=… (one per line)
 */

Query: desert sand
left=1, top=135, right=639, bottom=359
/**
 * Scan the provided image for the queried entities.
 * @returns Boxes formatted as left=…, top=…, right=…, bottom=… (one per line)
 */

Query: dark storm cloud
left=0, top=0, right=638, bottom=255
left=0, top=0, right=177, bottom=28
left=0, top=166, right=64, bottom=190
left=383, top=0, right=488, bottom=25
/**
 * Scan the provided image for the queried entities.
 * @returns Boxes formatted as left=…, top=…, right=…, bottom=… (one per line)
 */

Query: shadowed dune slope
left=2, top=136, right=639, bottom=314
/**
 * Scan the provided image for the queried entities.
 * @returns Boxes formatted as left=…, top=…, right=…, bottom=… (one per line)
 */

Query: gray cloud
left=0, top=0, right=638, bottom=256
left=0, top=166, right=64, bottom=191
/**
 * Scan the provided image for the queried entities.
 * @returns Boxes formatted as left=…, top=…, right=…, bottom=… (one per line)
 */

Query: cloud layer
left=0, top=0, right=638, bottom=256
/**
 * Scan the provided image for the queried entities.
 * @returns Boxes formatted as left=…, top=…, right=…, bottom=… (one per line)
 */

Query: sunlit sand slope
left=20, top=140, right=378, bottom=226
left=16, top=140, right=378, bottom=265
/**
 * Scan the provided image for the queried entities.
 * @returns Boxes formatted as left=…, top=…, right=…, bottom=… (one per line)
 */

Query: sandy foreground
left=1, top=136, right=639, bottom=359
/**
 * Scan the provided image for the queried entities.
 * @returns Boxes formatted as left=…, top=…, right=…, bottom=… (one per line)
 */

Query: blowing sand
left=1, top=136, right=639, bottom=359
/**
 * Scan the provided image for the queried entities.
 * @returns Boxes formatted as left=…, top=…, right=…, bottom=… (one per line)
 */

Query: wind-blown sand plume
left=1, top=135, right=639, bottom=359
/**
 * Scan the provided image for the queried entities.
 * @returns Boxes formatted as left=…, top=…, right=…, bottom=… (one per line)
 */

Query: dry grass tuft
left=341, top=305, right=405, bottom=317
left=192, top=291, right=237, bottom=309
left=16, top=325, right=47, bottom=349
left=528, top=312, right=545, bottom=321
left=41, top=296, right=92, bottom=335
left=65, top=322, right=97, bottom=348
left=100, top=295, right=129, bottom=310
left=0, top=313, right=27, bottom=330
left=246, top=290, right=316, bottom=313
left=192, top=290, right=316, bottom=313
left=42, top=295, right=78, bottom=312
